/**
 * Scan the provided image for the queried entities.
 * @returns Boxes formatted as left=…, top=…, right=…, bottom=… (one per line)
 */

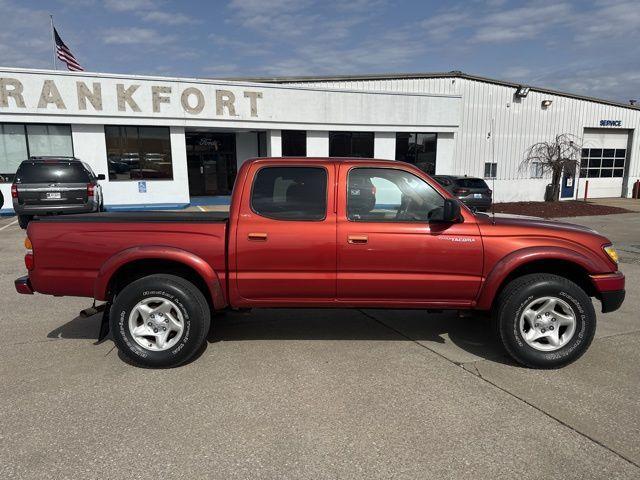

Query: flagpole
left=50, top=15, right=57, bottom=70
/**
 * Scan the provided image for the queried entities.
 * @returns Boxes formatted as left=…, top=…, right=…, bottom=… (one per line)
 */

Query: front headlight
left=603, top=245, right=619, bottom=264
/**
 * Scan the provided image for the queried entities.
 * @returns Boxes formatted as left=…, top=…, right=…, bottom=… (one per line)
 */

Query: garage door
left=578, top=129, right=628, bottom=198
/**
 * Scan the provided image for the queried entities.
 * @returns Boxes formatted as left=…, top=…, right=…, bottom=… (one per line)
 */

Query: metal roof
left=224, top=71, right=639, bottom=111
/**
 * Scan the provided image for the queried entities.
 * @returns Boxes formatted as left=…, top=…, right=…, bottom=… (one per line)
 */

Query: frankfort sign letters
left=0, top=76, right=263, bottom=118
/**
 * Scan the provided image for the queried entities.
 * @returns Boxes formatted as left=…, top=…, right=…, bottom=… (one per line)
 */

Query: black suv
left=12, top=157, right=105, bottom=229
left=433, top=175, right=493, bottom=212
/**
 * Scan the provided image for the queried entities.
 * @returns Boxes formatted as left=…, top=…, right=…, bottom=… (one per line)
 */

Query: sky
left=0, top=0, right=638, bottom=103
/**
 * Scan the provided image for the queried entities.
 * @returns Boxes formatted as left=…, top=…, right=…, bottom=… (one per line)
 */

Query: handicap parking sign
left=138, top=181, right=147, bottom=193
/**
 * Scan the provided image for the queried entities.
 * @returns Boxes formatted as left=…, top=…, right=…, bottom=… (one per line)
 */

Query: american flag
left=54, top=27, right=84, bottom=72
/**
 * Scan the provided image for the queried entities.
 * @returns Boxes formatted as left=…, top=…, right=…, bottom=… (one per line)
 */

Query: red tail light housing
left=11, top=183, right=18, bottom=198
left=25, top=253, right=34, bottom=271
left=453, top=188, right=470, bottom=196
left=87, top=183, right=95, bottom=197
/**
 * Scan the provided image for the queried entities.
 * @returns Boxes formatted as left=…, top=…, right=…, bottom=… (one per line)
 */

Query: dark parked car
left=12, top=157, right=105, bottom=229
left=433, top=175, right=492, bottom=211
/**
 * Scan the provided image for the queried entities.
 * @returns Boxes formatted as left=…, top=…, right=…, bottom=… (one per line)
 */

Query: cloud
left=103, top=0, right=155, bottom=12
left=102, top=27, right=175, bottom=45
left=472, top=3, right=573, bottom=42
left=141, top=11, right=196, bottom=25
left=0, top=0, right=57, bottom=68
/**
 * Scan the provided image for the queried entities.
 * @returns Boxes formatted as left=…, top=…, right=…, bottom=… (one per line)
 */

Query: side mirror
left=429, top=198, right=461, bottom=223
left=97, top=174, right=106, bottom=180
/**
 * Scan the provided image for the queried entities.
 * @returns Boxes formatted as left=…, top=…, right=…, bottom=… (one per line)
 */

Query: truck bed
left=26, top=211, right=228, bottom=299
left=34, top=211, right=229, bottom=223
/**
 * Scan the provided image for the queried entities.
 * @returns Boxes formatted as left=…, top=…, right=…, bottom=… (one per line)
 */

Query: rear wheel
left=110, top=274, right=211, bottom=368
left=17, top=215, right=32, bottom=229
left=496, top=273, right=596, bottom=368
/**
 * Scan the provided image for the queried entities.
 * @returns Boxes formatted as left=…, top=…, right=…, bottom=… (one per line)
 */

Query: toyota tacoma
left=15, top=158, right=625, bottom=368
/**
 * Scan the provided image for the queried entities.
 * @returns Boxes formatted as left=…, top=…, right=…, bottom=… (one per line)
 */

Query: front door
left=336, top=165, right=483, bottom=305
left=235, top=163, right=337, bottom=302
left=561, top=172, right=575, bottom=199
left=186, top=132, right=236, bottom=196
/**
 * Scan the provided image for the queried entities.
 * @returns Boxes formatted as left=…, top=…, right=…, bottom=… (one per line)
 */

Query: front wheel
left=496, top=273, right=596, bottom=368
left=110, top=274, right=211, bottom=368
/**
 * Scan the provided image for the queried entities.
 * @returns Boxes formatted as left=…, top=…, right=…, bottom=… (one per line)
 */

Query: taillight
left=453, top=188, right=470, bottom=196
left=87, top=183, right=95, bottom=196
left=371, top=186, right=377, bottom=195
left=25, top=253, right=34, bottom=271
left=24, top=236, right=34, bottom=271
left=487, top=189, right=492, bottom=195
left=11, top=183, right=18, bottom=198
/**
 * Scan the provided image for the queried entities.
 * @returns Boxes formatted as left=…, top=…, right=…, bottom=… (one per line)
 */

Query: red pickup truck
left=15, top=158, right=625, bottom=369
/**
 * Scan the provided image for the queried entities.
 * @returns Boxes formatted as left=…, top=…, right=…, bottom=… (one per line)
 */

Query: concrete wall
left=236, top=131, right=259, bottom=167
left=374, top=132, right=396, bottom=160
left=307, top=131, right=329, bottom=156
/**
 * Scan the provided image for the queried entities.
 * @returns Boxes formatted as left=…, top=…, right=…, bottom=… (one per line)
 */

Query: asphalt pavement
left=0, top=213, right=638, bottom=479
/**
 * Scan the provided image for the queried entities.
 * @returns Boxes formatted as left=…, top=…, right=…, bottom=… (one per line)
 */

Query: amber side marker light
left=24, top=237, right=34, bottom=271
left=603, top=245, right=619, bottom=264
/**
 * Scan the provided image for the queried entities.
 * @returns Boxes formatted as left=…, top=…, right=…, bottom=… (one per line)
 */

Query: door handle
left=347, top=235, right=368, bottom=244
left=248, top=232, right=268, bottom=241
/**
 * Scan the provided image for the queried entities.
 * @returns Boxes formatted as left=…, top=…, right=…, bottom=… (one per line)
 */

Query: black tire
left=110, top=274, right=211, bottom=368
left=17, top=215, right=32, bottom=229
left=496, top=273, right=596, bottom=369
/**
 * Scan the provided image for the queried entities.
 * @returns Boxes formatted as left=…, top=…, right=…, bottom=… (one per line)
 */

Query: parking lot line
left=0, top=219, right=18, bottom=231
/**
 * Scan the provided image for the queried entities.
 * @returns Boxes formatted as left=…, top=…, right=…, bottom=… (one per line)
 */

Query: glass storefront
left=105, top=126, right=172, bottom=181
left=329, top=132, right=374, bottom=158
left=0, top=123, right=73, bottom=182
left=395, top=133, right=437, bottom=174
left=185, top=132, right=237, bottom=196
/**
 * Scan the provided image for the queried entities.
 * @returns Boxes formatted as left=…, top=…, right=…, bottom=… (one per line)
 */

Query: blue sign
left=600, top=120, right=622, bottom=127
left=138, top=181, right=147, bottom=193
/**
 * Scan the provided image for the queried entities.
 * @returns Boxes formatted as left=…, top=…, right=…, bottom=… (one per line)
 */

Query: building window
left=395, top=133, right=437, bottom=174
left=251, top=166, right=327, bottom=221
left=530, top=161, right=544, bottom=178
left=580, top=148, right=625, bottom=178
left=329, top=132, right=374, bottom=158
left=484, top=162, right=497, bottom=179
left=282, top=130, right=307, bottom=157
left=105, top=126, right=172, bottom=181
left=0, top=123, right=73, bottom=182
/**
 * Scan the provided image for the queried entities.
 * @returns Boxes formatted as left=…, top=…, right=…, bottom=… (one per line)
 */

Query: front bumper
left=15, top=275, right=34, bottom=295
left=590, top=271, right=625, bottom=313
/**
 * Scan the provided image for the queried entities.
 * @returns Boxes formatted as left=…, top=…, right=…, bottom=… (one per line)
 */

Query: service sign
left=0, top=68, right=462, bottom=129
left=600, top=120, right=622, bottom=127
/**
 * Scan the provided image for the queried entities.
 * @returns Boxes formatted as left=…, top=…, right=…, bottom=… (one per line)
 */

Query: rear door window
left=251, top=166, right=327, bottom=220
left=15, top=162, right=90, bottom=184
left=455, top=178, right=488, bottom=189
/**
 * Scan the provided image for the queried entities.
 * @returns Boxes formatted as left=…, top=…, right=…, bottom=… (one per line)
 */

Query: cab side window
left=347, top=168, right=444, bottom=222
left=251, top=166, right=327, bottom=220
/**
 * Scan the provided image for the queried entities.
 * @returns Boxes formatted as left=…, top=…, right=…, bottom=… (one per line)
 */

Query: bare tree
left=521, top=133, right=582, bottom=201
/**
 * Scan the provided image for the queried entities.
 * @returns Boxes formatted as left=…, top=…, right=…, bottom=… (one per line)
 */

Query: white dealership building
left=1, top=67, right=639, bottom=213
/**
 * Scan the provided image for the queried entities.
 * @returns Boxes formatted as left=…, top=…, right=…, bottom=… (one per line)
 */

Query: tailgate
left=18, top=183, right=88, bottom=206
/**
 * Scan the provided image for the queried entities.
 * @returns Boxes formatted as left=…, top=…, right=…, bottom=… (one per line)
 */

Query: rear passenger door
left=235, top=163, right=337, bottom=302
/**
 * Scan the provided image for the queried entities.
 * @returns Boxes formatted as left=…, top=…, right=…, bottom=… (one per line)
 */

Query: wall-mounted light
left=541, top=99, right=553, bottom=108
left=515, top=85, right=530, bottom=98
